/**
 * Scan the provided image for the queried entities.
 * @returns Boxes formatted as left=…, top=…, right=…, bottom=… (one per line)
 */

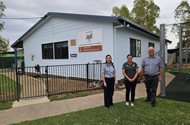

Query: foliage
left=0, top=1, right=6, bottom=32
left=111, top=4, right=132, bottom=20
left=0, top=36, right=9, bottom=54
left=0, top=1, right=8, bottom=55
left=111, top=0, right=161, bottom=35
left=171, top=0, right=190, bottom=48
left=12, top=98, right=190, bottom=125
left=0, top=74, right=22, bottom=101
left=0, top=101, right=12, bottom=110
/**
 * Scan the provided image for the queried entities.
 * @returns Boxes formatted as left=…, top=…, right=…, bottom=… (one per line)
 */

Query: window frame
left=130, top=38, right=141, bottom=57
left=41, top=41, right=69, bottom=60
left=148, top=42, right=155, bottom=48
left=41, top=43, right=54, bottom=59
left=54, top=41, right=69, bottom=59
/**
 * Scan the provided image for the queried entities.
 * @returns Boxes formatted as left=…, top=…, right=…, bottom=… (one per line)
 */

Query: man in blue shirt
left=141, top=47, right=163, bottom=107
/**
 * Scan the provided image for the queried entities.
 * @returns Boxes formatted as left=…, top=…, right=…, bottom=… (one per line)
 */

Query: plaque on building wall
left=78, top=28, right=102, bottom=52
left=70, top=39, right=76, bottom=46
left=70, top=54, right=77, bottom=58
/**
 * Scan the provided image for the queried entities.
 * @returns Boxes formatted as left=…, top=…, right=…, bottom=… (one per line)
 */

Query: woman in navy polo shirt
left=122, top=54, right=139, bottom=106
left=101, top=55, right=117, bottom=109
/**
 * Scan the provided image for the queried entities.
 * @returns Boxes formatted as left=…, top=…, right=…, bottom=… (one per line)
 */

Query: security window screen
left=130, top=38, right=141, bottom=57
left=42, top=43, right=53, bottom=59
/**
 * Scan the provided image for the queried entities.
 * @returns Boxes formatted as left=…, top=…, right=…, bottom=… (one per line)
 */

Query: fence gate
left=17, top=66, right=47, bottom=99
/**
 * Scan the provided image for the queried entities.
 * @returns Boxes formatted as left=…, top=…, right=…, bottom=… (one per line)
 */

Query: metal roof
left=11, top=12, right=172, bottom=48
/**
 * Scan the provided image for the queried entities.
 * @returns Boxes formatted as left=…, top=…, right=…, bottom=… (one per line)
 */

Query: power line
left=0, top=17, right=43, bottom=20
left=166, top=21, right=190, bottom=26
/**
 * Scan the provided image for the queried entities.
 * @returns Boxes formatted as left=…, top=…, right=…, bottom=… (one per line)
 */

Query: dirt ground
left=166, top=63, right=190, bottom=68
left=24, top=72, right=104, bottom=95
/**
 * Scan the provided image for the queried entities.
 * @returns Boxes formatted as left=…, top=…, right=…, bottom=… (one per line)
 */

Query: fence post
left=86, top=63, right=89, bottom=88
left=16, top=67, right=19, bottom=102
left=45, top=66, right=49, bottom=97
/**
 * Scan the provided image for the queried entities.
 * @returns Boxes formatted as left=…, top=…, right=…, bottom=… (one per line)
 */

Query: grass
left=165, top=67, right=190, bottom=73
left=0, top=69, right=11, bottom=73
left=50, top=93, right=89, bottom=101
left=0, top=101, right=13, bottom=110
left=0, top=74, right=22, bottom=101
left=12, top=98, right=190, bottom=125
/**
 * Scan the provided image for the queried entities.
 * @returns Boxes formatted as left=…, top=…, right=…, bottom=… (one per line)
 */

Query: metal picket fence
left=0, top=63, right=103, bottom=102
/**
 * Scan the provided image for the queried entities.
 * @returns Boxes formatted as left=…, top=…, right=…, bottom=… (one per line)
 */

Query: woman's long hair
left=105, top=54, right=114, bottom=68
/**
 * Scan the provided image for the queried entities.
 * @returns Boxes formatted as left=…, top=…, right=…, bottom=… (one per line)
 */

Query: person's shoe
left=151, top=103, right=156, bottom=107
left=126, top=102, right=129, bottom=105
left=144, top=99, right=151, bottom=102
left=131, top=103, right=134, bottom=106
left=105, top=106, right=109, bottom=109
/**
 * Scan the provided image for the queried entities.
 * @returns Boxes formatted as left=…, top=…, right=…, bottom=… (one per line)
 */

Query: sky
left=0, top=0, right=183, bottom=51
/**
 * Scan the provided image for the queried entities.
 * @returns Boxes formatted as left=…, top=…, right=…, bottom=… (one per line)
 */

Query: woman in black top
left=122, top=54, right=138, bottom=106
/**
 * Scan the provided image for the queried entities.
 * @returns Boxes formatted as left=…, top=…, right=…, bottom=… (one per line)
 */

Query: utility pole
left=179, top=26, right=183, bottom=73
left=160, top=24, right=166, bottom=96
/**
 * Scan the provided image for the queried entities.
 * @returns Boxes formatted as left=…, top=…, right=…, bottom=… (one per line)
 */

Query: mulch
left=158, top=72, right=190, bottom=103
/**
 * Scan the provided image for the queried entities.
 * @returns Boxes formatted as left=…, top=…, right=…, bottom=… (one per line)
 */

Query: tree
left=0, top=1, right=6, bottom=32
left=0, top=1, right=9, bottom=55
left=171, top=0, right=190, bottom=48
left=0, top=36, right=9, bottom=54
left=111, top=5, right=132, bottom=20
left=131, top=0, right=160, bottom=34
left=111, top=0, right=161, bottom=35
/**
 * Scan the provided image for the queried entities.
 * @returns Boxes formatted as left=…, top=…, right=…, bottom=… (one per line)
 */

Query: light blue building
left=11, top=12, right=172, bottom=81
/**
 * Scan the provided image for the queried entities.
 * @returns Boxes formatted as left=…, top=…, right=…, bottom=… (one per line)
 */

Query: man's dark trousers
left=144, top=75, right=158, bottom=103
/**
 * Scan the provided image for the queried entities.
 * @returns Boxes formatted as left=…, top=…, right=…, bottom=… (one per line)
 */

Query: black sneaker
left=151, top=103, right=156, bottom=107
left=144, top=99, right=151, bottom=102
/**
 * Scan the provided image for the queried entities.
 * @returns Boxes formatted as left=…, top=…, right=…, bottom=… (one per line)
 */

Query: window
left=54, top=41, right=68, bottom=59
left=130, top=38, right=141, bottom=57
left=149, top=42, right=154, bottom=48
left=42, top=43, right=53, bottom=59
left=41, top=41, right=68, bottom=59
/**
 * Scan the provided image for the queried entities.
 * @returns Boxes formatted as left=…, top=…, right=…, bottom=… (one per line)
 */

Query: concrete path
left=0, top=72, right=175, bottom=125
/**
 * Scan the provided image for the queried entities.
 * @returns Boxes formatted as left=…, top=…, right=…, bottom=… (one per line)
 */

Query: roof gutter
left=118, top=16, right=172, bottom=44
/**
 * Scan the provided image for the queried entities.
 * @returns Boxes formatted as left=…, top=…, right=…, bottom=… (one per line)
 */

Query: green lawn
left=0, top=74, right=22, bottom=101
left=0, top=101, right=12, bottom=110
left=165, top=68, right=190, bottom=73
left=12, top=98, right=190, bottom=125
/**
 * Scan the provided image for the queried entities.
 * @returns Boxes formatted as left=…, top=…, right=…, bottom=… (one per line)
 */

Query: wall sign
left=70, top=54, right=77, bottom=58
left=70, top=39, right=76, bottom=46
left=78, top=28, right=102, bottom=52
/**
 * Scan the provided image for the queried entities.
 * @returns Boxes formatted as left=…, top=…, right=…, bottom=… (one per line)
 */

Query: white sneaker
left=126, top=102, right=129, bottom=105
left=131, top=103, right=134, bottom=106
